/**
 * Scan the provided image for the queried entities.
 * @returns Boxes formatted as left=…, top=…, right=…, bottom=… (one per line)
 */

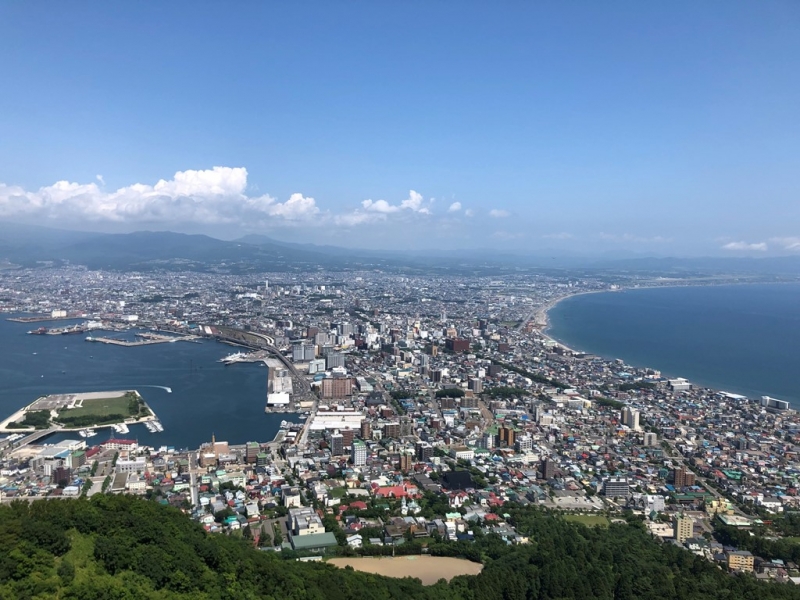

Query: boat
left=219, top=352, right=248, bottom=365
left=112, top=423, right=130, bottom=434
left=27, top=327, right=48, bottom=335
left=78, top=428, right=97, bottom=438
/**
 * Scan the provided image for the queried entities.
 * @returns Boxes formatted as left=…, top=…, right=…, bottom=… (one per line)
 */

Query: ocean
left=0, top=317, right=288, bottom=448
left=547, top=283, right=800, bottom=406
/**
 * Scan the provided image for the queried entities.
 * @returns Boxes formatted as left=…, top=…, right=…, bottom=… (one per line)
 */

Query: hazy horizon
left=1, top=2, right=798, bottom=257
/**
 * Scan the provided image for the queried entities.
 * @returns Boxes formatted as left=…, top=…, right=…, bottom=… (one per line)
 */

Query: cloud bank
left=0, top=167, right=321, bottom=228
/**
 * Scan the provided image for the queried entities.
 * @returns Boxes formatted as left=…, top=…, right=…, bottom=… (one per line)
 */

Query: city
left=2, top=265, right=800, bottom=583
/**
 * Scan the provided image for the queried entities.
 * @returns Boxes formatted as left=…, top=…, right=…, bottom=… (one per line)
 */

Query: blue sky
left=0, top=2, right=798, bottom=255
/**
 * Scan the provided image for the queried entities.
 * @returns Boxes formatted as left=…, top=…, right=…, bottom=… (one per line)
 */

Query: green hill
left=2, top=495, right=800, bottom=600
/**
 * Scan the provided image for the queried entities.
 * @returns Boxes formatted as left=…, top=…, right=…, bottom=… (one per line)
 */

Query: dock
left=85, top=332, right=201, bottom=346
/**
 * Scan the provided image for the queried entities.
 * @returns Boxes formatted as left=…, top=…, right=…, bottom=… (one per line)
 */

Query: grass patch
left=563, top=514, right=610, bottom=528
left=56, top=392, right=147, bottom=427
left=329, top=487, right=347, bottom=499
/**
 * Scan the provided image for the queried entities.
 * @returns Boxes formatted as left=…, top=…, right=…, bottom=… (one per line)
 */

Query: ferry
left=219, top=352, right=248, bottom=365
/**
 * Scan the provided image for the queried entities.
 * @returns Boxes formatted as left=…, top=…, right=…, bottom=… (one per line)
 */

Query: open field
left=564, top=514, right=610, bottom=527
left=327, top=556, right=482, bottom=585
left=59, top=394, right=134, bottom=419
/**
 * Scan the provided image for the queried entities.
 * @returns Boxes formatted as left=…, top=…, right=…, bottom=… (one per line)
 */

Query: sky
left=0, top=2, right=798, bottom=256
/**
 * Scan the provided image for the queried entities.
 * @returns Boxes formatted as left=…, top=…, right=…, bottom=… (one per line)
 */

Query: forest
left=3, top=495, right=800, bottom=599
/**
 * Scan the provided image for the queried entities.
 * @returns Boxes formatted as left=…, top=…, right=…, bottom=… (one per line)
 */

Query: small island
left=0, top=390, right=158, bottom=436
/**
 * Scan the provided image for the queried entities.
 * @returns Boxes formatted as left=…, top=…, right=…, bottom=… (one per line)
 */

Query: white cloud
left=464, top=209, right=475, bottom=217
left=543, top=232, right=573, bottom=240
left=489, top=209, right=509, bottom=218
left=0, top=167, right=320, bottom=228
left=360, top=190, right=432, bottom=216
left=770, top=237, right=800, bottom=251
left=722, top=241, right=768, bottom=251
left=447, top=201, right=462, bottom=213
left=95, top=174, right=105, bottom=186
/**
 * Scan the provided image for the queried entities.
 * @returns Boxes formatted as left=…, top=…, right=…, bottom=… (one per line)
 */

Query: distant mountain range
left=0, top=222, right=799, bottom=276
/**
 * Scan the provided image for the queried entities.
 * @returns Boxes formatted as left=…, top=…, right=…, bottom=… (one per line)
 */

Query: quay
left=85, top=332, right=201, bottom=346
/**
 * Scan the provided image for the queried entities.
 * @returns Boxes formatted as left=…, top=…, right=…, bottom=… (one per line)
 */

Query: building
left=727, top=550, right=755, bottom=572
left=361, top=420, right=372, bottom=440
left=384, top=422, right=400, bottom=439
left=603, top=477, right=630, bottom=498
left=351, top=440, right=367, bottom=466
left=498, top=426, right=515, bottom=448
left=450, top=446, right=475, bottom=461
left=326, top=353, right=345, bottom=369
left=288, top=507, right=325, bottom=536
left=330, top=432, right=344, bottom=456
left=673, top=466, right=696, bottom=489
left=673, top=514, right=694, bottom=543
left=320, top=377, right=353, bottom=399
left=541, top=458, right=555, bottom=480
left=445, top=338, right=470, bottom=353
left=416, top=441, right=433, bottom=462
left=399, top=452, right=413, bottom=472
left=292, top=342, right=316, bottom=362
left=643, top=432, right=658, bottom=447
left=516, top=435, right=533, bottom=453
left=622, top=407, right=640, bottom=430
left=116, top=457, right=147, bottom=474
left=245, top=441, right=259, bottom=464
left=468, top=378, right=483, bottom=394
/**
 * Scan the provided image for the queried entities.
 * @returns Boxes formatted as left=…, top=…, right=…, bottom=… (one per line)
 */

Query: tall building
left=351, top=440, right=367, bottom=466
left=498, top=426, right=516, bottom=448
left=468, top=378, right=483, bottom=394
left=399, top=452, right=413, bottom=472
left=320, top=377, right=354, bottom=399
left=516, top=435, right=533, bottom=453
left=622, top=407, right=640, bottom=430
left=361, top=420, right=372, bottom=440
left=384, top=422, right=400, bottom=439
left=245, top=441, right=259, bottom=464
left=330, top=432, right=344, bottom=456
left=673, top=466, right=696, bottom=489
left=416, top=441, right=433, bottom=461
left=541, top=457, right=555, bottom=480
left=326, top=352, right=345, bottom=369
left=603, top=477, right=631, bottom=498
left=642, top=432, right=658, bottom=447
left=673, top=514, right=694, bottom=543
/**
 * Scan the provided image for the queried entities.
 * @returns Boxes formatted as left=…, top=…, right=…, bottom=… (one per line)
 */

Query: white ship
left=113, top=423, right=130, bottom=434
left=219, top=352, right=248, bottom=365
left=145, top=420, right=164, bottom=433
left=78, top=428, right=97, bottom=438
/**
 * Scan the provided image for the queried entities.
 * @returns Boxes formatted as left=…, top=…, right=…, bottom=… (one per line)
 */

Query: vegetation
left=483, top=386, right=527, bottom=399
left=595, top=396, right=625, bottom=410
left=8, top=410, right=52, bottom=429
left=485, top=357, right=567, bottom=389
left=56, top=392, right=147, bottom=427
left=618, top=381, right=656, bottom=392
left=2, top=497, right=800, bottom=599
left=436, top=388, right=465, bottom=399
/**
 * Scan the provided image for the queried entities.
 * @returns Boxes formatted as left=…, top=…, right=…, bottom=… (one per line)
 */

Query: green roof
left=289, top=532, right=339, bottom=551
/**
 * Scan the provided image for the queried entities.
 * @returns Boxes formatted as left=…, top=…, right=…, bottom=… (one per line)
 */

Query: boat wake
left=142, top=385, right=172, bottom=393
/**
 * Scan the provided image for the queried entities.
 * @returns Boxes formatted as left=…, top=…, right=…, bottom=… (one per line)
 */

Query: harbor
left=85, top=332, right=202, bottom=346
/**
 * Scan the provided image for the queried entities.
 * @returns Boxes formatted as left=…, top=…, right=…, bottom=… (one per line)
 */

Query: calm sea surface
left=547, top=283, right=800, bottom=406
left=0, top=317, right=288, bottom=448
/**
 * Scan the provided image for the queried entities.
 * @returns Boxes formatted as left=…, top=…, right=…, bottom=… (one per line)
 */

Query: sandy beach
left=328, top=556, right=483, bottom=584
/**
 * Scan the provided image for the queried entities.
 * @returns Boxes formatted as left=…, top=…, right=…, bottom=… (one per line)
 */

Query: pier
left=85, top=332, right=201, bottom=346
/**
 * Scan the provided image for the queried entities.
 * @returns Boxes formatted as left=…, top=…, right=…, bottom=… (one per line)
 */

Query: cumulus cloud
left=464, top=209, right=475, bottom=217
left=360, top=190, right=432, bottom=216
left=770, top=237, right=800, bottom=251
left=489, top=209, right=509, bottom=218
left=447, top=201, right=461, bottom=213
left=722, top=241, right=768, bottom=251
left=0, top=167, right=320, bottom=228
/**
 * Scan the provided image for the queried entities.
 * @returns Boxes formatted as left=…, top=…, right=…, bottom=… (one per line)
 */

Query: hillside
left=3, top=495, right=800, bottom=599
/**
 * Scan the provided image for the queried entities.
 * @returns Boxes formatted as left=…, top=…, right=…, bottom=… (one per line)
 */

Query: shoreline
left=535, top=282, right=800, bottom=403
